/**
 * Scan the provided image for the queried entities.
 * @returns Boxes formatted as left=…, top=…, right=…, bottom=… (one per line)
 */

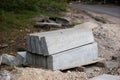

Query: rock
left=1, top=54, right=16, bottom=67
left=16, top=51, right=26, bottom=66
left=0, top=70, right=10, bottom=80
left=49, top=17, right=69, bottom=26
left=105, top=61, right=119, bottom=68
left=74, top=22, right=98, bottom=29
left=34, top=22, right=62, bottom=28
left=27, top=42, right=98, bottom=70
left=111, top=56, right=117, bottom=61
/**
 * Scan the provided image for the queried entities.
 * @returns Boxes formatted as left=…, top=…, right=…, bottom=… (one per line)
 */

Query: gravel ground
left=10, top=67, right=88, bottom=80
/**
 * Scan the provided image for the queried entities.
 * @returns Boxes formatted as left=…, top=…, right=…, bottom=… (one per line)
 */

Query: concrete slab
left=34, top=36, right=43, bottom=55
left=30, top=36, right=37, bottom=53
left=27, top=28, right=95, bottom=55
left=26, top=42, right=98, bottom=70
left=47, top=42, right=98, bottom=70
left=89, top=74, right=120, bottom=80
left=26, top=52, right=47, bottom=69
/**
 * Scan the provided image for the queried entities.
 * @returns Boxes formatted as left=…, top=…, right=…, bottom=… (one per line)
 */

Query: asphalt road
left=69, top=4, right=120, bottom=18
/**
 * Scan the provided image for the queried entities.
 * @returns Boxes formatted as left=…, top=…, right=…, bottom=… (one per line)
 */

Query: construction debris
left=0, top=44, right=8, bottom=49
left=1, top=54, right=16, bottom=67
left=0, top=52, right=27, bottom=67
left=26, top=27, right=99, bottom=70
left=34, top=22, right=62, bottom=28
left=49, top=17, right=69, bottom=26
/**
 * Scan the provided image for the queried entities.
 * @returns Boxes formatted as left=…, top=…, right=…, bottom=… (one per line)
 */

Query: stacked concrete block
left=26, top=27, right=98, bottom=70
left=27, top=28, right=95, bottom=55
left=47, top=42, right=98, bottom=70
left=26, top=52, right=47, bottom=68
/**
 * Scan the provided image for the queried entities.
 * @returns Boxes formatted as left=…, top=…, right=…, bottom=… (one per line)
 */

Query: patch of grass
left=0, top=11, right=61, bottom=31
left=0, top=0, right=68, bottom=31
left=0, top=11, right=34, bottom=31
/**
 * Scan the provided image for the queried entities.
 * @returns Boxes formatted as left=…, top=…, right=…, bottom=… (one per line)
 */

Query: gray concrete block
left=16, top=51, right=26, bottom=65
left=28, top=28, right=95, bottom=55
left=26, top=35, right=31, bottom=52
left=26, top=42, right=98, bottom=70
left=47, top=42, right=98, bottom=70
left=89, top=74, right=120, bottom=80
left=30, top=36, right=37, bottom=53
left=26, top=52, right=47, bottom=69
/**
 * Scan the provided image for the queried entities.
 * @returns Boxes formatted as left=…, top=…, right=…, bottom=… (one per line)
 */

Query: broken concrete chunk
left=1, top=54, right=16, bottom=67
left=89, top=74, right=120, bottom=80
left=16, top=51, right=26, bottom=66
left=49, top=17, right=69, bottom=26
left=34, top=22, right=62, bottom=28
left=26, top=42, right=98, bottom=70
left=0, top=44, right=8, bottom=49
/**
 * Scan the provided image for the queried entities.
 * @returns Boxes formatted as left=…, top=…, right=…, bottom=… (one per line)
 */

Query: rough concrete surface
left=27, top=28, right=95, bottom=55
left=26, top=42, right=98, bottom=70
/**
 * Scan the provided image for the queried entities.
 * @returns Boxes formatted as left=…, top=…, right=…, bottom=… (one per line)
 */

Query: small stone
left=67, top=71, right=71, bottom=73
left=0, top=70, right=10, bottom=80
left=111, top=56, right=117, bottom=61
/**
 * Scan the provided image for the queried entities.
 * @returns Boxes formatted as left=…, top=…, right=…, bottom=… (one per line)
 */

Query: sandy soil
left=10, top=67, right=87, bottom=80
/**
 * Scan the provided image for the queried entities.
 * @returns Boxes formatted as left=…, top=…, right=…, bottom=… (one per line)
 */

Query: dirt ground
left=10, top=67, right=87, bottom=80
left=0, top=8, right=120, bottom=80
